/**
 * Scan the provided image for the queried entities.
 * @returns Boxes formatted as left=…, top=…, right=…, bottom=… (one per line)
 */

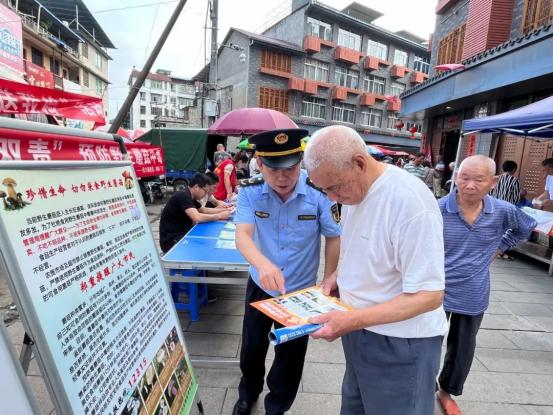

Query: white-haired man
left=304, top=125, right=448, bottom=414
left=436, top=155, right=536, bottom=415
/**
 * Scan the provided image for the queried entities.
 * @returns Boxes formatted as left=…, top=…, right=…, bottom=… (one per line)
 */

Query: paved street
left=2, top=202, right=553, bottom=414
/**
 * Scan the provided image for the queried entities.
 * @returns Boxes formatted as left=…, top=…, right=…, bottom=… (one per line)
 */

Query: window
left=170, top=83, right=176, bottom=92
left=390, top=82, right=405, bottom=97
left=387, top=114, right=400, bottom=129
left=360, top=109, right=383, bottom=127
left=140, top=120, right=146, bottom=128
left=170, top=97, right=177, bottom=105
left=95, top=53, right=102, bottom=69
left=150, top=93, right=163, bottom=103
left=140, top=105, right=146, bottom=115
left=150, top=80, right=163, bottom=89
left=82, top=43, right=88, bottom=59
left=306, top=17, right=332, bottom=41
left=178, top=97, right=194, bottom=107
left=335, top=67, right=359, bottom=89
left=261, top=49, right=291, bottom=73
left=367, top=40, right=388, bottom=60
left=95, top=78, right=104, bottom=96
left=337, top=29, right=361, bottom=51
left=332, top=103, right=355, bottom=123
left=304, top=58, right=329, bottom=82
left=393, top=49, right=408, bottom=66
left=151, top=106, right=162, bottom=116
left=140, top=91, right=146, bottom=101
left=301, top=96, right=326, bottom=119
left=31, top=47, right=43, bottom=67
left=413, top=55, right=430, bottom=74
left=178, top=84, right=195, bottom=94
left=522, top=0, right=553, bottom=34
left=259, top=87, right=288, bottom=113
left=437, top=24, right=466, bottom=65
left=49, top=59, right=60, bottom=76
left=363, top=75, right=385, bottom=95
left=82, top=70, right=89, bottom=87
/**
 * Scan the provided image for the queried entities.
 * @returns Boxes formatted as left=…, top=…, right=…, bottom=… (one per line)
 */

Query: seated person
left=203, top=172, right=232, bottom=209
left=159, top=173, right=231, bottom=253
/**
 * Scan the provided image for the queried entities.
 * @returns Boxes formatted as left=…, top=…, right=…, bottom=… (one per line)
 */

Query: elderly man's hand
left=309, top=310, right=353, bottom=342
left=257, top=261, right=285, bottom=294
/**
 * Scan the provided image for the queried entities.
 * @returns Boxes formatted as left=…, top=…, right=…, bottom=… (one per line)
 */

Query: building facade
left=1, top=0, right=115, bottom=116
left=401, top=0, right=553, bottom=198
left=128, top=69, right=197, bottom=130
left=212, top=0, right=431, bottom=149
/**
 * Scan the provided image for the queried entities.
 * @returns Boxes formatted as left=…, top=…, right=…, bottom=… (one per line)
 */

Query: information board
left=0, top=161, right=197, bottom=415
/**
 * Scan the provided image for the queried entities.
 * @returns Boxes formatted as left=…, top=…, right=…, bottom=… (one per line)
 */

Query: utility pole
left=109, top=0, right=188, bottom=133
left=208, top=0, right=218, bottom=91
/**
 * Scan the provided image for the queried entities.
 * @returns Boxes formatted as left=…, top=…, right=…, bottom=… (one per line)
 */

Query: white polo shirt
left=338, top=165, right=448, bottom=338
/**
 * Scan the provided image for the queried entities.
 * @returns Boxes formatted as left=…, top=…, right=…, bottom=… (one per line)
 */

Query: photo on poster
left=164, top=327, right=179, bottom=354
left=164, top=374, right=179, bottom=408
left=175, top=356, right=190, bottom=390
left=139, top=363, right=158, bottom=404
left=121, top=387, right=143, bottom=415
left=153, top=394, right=171, bottom=415
left=154, top=344, right=169, bottom=378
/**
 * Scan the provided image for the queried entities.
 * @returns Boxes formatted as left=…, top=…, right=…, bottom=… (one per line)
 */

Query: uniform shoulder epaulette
left=239, top=176, right=264, bottom=187
left=306, top=177, right=326, bottom=194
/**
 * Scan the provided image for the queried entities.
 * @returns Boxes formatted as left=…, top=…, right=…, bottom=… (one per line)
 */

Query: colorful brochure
left=250, top=286, right=351, bottom=345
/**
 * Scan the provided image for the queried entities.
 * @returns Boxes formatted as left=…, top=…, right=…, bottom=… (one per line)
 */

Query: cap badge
left=274, top=133, right=288, bottom=145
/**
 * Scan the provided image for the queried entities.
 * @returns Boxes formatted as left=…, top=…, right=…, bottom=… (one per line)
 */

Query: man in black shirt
left=159, top=173, right=232, bottom=253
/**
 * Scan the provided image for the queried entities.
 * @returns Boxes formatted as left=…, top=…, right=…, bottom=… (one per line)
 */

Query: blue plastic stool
left=169, top=269, right=208, bottom=321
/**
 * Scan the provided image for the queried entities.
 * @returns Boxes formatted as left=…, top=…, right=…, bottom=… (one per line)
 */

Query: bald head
left=304, top=125, right=367, bottom=172
left=458, top=155, right=496, bottom=177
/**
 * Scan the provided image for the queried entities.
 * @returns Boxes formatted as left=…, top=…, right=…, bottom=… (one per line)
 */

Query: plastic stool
left=169, top=269, right=208, bottom=321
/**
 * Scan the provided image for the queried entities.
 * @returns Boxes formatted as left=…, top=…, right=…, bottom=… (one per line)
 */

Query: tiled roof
left=400, top=23, right=553, bottom=99
left=230, top=28, right=305, bottom=53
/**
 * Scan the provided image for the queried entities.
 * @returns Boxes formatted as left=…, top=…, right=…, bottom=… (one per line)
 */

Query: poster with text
left=0, top=164, right=197, bottom=415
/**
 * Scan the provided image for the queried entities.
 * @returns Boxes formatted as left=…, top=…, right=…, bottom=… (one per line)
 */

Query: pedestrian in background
left=490, top=160, right=522, bottom=206
left=436, top=155, right=536, bottom=415
left=403, top=152, right=426, bottom=180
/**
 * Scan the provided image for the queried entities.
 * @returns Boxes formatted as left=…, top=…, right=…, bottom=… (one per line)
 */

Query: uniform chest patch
left=298, top=214, right=317, bottom=221
left=255, top=211, right=270, bottom=218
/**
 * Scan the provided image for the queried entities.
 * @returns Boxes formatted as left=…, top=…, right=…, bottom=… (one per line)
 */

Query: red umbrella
left=435, top=63, right=465, bottom=71
left=208, top=107, right=298, bottom=135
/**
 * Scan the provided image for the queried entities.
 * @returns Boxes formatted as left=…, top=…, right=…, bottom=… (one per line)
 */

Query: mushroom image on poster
left=1, top=177, right=31, bottom=210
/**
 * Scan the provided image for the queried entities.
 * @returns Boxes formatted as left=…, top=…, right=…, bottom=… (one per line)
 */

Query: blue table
left=162, top=221, right=249, bottom=321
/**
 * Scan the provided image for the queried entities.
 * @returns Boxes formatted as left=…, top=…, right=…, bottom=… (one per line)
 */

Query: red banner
left=0, top=78, right=106, bottom=125
left=24, top=60, right=54, bottom=88
left=0, top=127, right=165, bottom=178
left=466, top=134, right=477, bottom=157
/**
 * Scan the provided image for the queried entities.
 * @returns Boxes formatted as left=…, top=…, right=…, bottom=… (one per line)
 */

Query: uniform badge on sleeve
left=331, top=204, right=340, bottom=224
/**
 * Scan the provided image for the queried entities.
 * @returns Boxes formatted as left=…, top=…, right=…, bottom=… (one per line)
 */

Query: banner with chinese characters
left=0, top=127, right=165, bottom=178
left=24, top=60, right=54, bottom=88
left=0, top=77, right=106, bottom=125
left=0, top=163, right=197, bottom=415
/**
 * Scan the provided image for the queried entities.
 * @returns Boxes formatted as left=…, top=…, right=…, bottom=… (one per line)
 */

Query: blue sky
left=89, top=0, right=437, bottom=119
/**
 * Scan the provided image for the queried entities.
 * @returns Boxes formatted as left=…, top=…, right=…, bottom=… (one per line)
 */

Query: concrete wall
left=217, top=31, right=250, bottom=113
left=262, top=7, right=306, bottom=47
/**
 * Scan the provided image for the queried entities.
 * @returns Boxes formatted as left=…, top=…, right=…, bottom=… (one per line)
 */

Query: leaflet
left=250, top=286, right=351, bottom=345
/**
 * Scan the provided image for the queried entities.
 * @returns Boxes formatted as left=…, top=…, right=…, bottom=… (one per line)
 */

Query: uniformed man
left=232, top=128, right=341, bottom=415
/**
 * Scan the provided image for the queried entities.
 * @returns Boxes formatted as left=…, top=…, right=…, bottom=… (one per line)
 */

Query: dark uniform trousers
left=238, top=278, right=309, bottom=415
left=438, top=311, right=484, bottom=396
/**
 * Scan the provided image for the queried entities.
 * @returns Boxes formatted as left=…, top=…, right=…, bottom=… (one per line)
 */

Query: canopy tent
left=462, top=95, right=553, bottom=138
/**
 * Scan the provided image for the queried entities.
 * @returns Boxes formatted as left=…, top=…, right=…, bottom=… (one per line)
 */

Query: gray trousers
left=341, top=329, right=443, bottom=415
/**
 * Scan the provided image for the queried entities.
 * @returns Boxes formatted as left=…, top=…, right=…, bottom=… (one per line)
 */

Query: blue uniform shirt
left=234, top=169, right=341, bottom=296
left=439, top=192, right=536, bottom=315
